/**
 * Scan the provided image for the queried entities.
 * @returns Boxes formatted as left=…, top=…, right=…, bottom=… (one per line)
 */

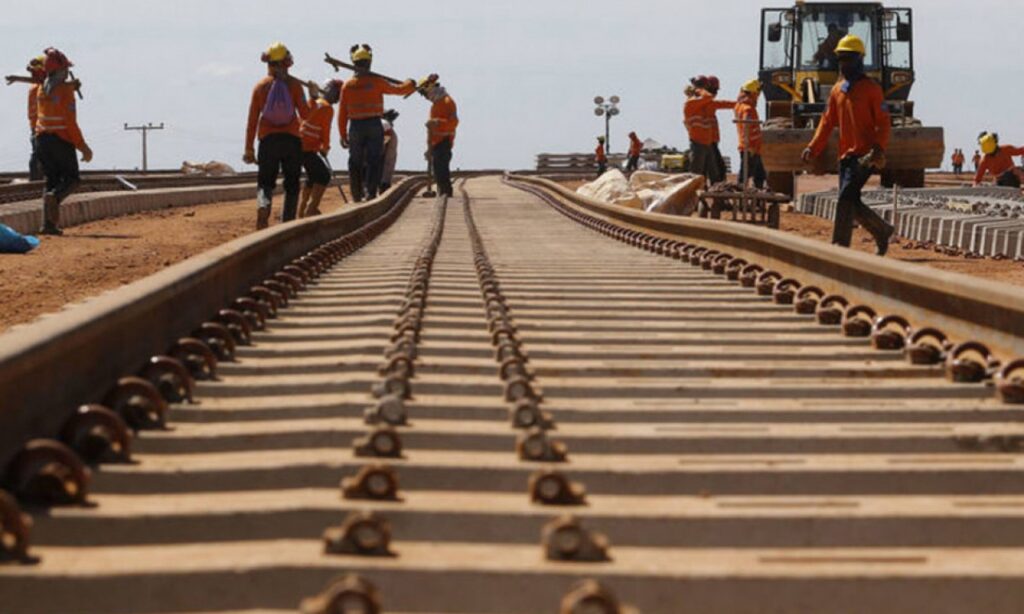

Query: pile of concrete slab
left=799, top=186, right=1024, bottom=259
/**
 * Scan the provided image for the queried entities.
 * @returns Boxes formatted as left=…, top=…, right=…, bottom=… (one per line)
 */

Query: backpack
left=261, top=78, right=295, bottom=127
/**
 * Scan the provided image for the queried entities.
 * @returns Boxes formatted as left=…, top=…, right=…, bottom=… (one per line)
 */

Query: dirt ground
left=0, top=188, right=352, bottom=334
left=560, top=172, right=1024, bottom=288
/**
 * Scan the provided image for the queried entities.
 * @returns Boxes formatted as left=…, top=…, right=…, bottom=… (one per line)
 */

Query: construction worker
left=244, top=42, right=310, bottom=229
left=35, top=48, right=92, bottom=236
left=594, top=136, right=607, bottom=177
left=973, top=132, right=1024, bottom=188
left=26, top=55, right=45, bottom=181
left=972, top=150, right=982, bottom=173
left=951, top=149, right=964, bottom=176
left=338, top=45, right=416, bottom=202
left=297, top=79, right=342, bottom=218
left=734, top=79, right=766, bottom=189
left=380, top=109, right=400, bottom=192
left=684, top=75, right=734, bottom=184
left=626, top=132, right=643, bottom=173
left=802, top=34, right=894, bottom=256
left=422, top=79, right=459, bottom=197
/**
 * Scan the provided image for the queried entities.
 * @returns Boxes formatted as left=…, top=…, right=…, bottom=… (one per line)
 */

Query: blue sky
left=1, top=0, right=1019, bottom=173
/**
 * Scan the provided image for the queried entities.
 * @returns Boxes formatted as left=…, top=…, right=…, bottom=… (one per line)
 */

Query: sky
left=1, top=0, right=1020, bottom=174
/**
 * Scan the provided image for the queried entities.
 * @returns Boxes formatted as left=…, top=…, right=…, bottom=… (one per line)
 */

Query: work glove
left=859, top=145, right=886, bottom=170
left=80, top=144, right=93, bottom=163
left=340, top=137, right=349, bottom=149
left=243, top=149, right=256, bottom=165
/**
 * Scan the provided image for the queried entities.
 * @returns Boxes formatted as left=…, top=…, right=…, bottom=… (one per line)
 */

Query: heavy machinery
left=758, top=3, right=944, bottom=196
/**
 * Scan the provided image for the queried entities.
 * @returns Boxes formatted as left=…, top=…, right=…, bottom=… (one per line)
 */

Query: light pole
left=593, top=95, right=620, bottom=153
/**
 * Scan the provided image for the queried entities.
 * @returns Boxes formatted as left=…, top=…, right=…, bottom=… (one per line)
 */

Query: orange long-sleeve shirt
left=808, top=77, right=891, bottom=159
left=974, top=146, right=1024, bottom=184
left=595, top=143, right=607, bottom=163
left=428, top=95, right=459, bottom=147
left=734, top=93, right=763, bottom=154
left=300, top=98, right=334, bottom=153
left=245, top=75, right=309, bottom=150
left=628, top=135, right=643, bottom=157
left=27, top=85, right=40, bottom=133
left=35, top=82, right=85, bottom=149
left=683, top=89, right=735, bottom=145
left=338, top=76, right=415, bottom=141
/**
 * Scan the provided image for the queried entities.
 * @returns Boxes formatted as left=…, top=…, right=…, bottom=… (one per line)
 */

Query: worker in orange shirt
left=297, top=79, right=342, bottom=218
left=594, top=136, right=607, bottom=177
left=338, top=45, right=416, bottom=202
left=734, top=79, right=766, bottom=189
left=973, top=132, right=1024, bottom=188
left=972, top=150, right=981, bottom=173
left=35, top=48, right=93, bottom=236
left=626, top=132, right=643, bottom=173
left=951, top=149, right=965, bottom=176
left=802, top=35, right=894, bottom=255
left=684, top=75, right=734, bottom=184
left=421, top=79, right=459, bottom=197
left=244, top=42, right=310, bottom=229
left=25, top=55, right=46, bottom=181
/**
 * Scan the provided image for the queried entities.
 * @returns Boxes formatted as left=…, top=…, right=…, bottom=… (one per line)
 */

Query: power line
left=123, top=122, right=165, bottom=171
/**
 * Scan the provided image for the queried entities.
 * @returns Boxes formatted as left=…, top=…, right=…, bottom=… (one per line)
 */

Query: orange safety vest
left=808, top=77, right=891, bottom=159
left=428, top=95, right=459, bottom=147
left=35, top=82, right=85, bottom=148
left=338, top=75, right=415, bottom=140
left=595, top=143, right=607, bottom=163
left=628, top=135, right=642, bottom=157
left=245, top=75, right=309, bottom=149
left=300, top=98, right=334, bottom=153
left=734, top=94, right=763, bottom=154
left=684, top=89, right=734, bottom=146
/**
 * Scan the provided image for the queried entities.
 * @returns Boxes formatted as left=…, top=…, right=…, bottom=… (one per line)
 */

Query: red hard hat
left=706, top=75, right=720, bottom=91
left=691, top=75, right=709, bottom=89
left=43, top=47, right=72, bottom=73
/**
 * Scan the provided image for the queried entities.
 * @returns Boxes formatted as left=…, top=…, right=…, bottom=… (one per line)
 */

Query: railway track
left=2, top=175, right=1024, bottom=613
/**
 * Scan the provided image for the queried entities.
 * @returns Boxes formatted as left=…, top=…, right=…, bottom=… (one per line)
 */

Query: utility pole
left=123, top=122, right=165, bottom=172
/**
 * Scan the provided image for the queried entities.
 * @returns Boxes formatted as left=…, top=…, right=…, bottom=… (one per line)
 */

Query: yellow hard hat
left=29, top=55, right=45, bottom=67
left=350, top=45, right=373, bottom=63
left=979, top=132, right=998, bottom=155
left=834, top=34, right=866, bottom=56
left=262, top=42, right=291, bottom=64
left=740, top=79, right=761, bottom=94
left=418, top=76, right=435, bottom=90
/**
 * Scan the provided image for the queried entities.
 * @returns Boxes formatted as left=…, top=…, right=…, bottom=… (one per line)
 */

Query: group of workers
left=245, top=42, right=458, bottom=229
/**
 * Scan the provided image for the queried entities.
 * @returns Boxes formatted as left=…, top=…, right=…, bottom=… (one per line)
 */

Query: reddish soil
left=0, top=189, right=352, bottom=334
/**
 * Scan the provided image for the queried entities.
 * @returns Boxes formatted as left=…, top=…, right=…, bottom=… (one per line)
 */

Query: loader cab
left=760, top=3, right=914, bottom=125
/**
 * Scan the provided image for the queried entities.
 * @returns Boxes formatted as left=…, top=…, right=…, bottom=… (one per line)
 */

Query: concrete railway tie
left=3, top=176, right=1024, bottom=613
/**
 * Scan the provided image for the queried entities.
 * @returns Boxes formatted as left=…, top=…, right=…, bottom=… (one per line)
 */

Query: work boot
left=256, top=207, right=271, bottom=230
left=39, top=193, right=63, bottom=235
left=349, top=171, right=364, bottom=203
left=874, top=226, right=894, bottom=257
left=39, top=223, right=63, bottom=236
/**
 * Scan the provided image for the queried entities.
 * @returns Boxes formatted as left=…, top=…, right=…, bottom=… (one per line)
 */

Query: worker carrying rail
left=244, top=42, right=311, bottom=229
left=35, top=48, right=93, bottom=236
left=802, top=34, right=894, bottom=256
left=337, top=45, right=416, bottom=202
left=421, top=79, right=458, bottom=197
left=297, top=79, right=343, bottom=218
left=734, top=79, right=766, bottom=189
left=973, top=132, right=1024, bottom=188
left=684, top=75, right=734, bottom=185
left=626, top=131, right=643, bottom=173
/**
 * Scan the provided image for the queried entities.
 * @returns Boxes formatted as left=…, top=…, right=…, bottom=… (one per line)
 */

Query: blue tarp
left=0, top=224, right=40, bottom=254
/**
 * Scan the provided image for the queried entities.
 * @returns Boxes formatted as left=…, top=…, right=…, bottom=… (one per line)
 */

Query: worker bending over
left=380, top=110, right=400, bottom=191
left=594, top=137, right=607, bottom=177
left=422, top=79, right=459, bottom=197
left=338, top=45, right=415, bottom=201
left=35, top=48, right=92, bottom=236
left=25, top=55, right=45, bottom=181
left=974, top=132, right=1024, bottom=188
left=684, top=75, right=733, bottom=185
left=297, top=79, right=342, bottom=218
left=802, top=34, right=894, bottom=256
left=244, top=42, right=310, bottom=229
left=626, top=132, right=643, bottom=173
left=734, top=79, right=766, bottom=189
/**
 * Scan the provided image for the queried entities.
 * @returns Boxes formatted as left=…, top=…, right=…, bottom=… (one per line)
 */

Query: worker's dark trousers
left=690, top=142, right=724, bottom=184
left=596, top=161, right=607, bottom=177
left=833, top=157, right=892, bottom=247
left=36, top=133, right=80, bottom=228
left=710, top=143, right=727, bottom=183
left=301, top=151, right=332, bottom=187
left=431, top=138, right=454, bottom=197
left=997, top=170, right=1022, bottom=188
left=739, top=152, right=767, bottom=189
left=29, top=135, right=44, bottom=181
left=348, top=118, right=384, bottom=201
left=257, top=133, right=302, bottom=222
left=626, top=155, right=639, bottom=172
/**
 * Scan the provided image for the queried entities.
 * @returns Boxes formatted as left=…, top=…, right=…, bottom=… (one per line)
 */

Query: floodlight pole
left=592, top=95, right=621, bottom=153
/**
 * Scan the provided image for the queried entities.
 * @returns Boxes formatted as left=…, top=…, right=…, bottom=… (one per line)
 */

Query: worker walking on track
left=25, top=55, right=46, bottom=181
left=338, top=45, right=416, bottom=202
left=802, top=34, right=894, bottom=256
left=297, top=79, right=342, bottom=218
left=594, top=136, right=607, bottom=177
left=734, top=79, right=766, bottom=189
left=421, top=79, right=459, bottom=197
left=973, top=133, right=1024, bottom=188
left=35, top=48, right=92, bottom=236
left=380, top=109, right=400, bottom=192
left=684, top=75, right=734, bottom=185
left=626, top=131, right=643, bottom=173
left=244, top=42, right=310, bottom=229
